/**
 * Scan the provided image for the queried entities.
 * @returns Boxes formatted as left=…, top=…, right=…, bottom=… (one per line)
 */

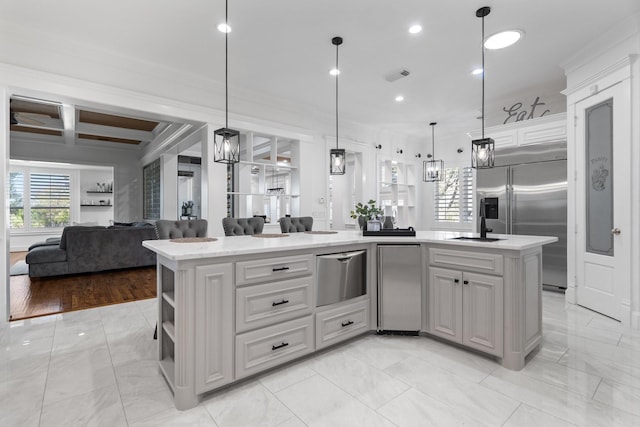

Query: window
left=29, top=173, right=71, bottom=228
left=8, top=171, right=71, bottom=230
left=9, top=172, right=24, bottom=229
left=143, top=159, right=161, bottom=219
left=434, top=167, right=473, bottom=223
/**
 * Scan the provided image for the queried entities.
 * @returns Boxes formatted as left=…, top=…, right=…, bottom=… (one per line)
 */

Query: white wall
left=11, top=137, right=141, bottom=223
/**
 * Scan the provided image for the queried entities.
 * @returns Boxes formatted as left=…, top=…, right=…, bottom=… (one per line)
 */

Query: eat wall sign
left=503, top=96, right=551, bottom=124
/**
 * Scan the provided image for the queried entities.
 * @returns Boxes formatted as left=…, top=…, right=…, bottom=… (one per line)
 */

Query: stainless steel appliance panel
left=476, top=142, right=568, bottom=289
left=316, top=250, right=366, bottom=307
left=476, top=166, right=509, bottom=235
left=511, top=160, right=567, bottom=288
left=378, top=245, right=421, bottom=331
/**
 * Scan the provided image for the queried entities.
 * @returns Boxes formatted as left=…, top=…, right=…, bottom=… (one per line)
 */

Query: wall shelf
left=80, top=204, right=112, bottom=207
left=86, top=191, right=113, bottom=194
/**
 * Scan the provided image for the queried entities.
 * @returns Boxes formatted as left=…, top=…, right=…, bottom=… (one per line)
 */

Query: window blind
left=434, top=167, right=474, bottom=223
left=29, top=173, right=71, bottom=228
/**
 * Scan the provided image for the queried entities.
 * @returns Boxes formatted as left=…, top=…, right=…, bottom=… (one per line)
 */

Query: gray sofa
left=25, top=224, right=158, bottom=278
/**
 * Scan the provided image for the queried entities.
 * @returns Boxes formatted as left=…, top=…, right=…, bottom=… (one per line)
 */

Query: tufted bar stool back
left=279, top=216, right=313, bottom=233
left=222, top=217, right=265, bottom=236
left=155, top=219, right=208, bottom=239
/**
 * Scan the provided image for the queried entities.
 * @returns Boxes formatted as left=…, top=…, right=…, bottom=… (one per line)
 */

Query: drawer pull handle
left=272, top=342, right=289, bottom=351
left=272, top=266, right=290, bottom=272
left=341, top=320, right=354, bottom=327
left=463, top=280, right=469, bottom=285
left=272, top=299, right=289, bottom=307
left=454, top=279, right=459, bottom=283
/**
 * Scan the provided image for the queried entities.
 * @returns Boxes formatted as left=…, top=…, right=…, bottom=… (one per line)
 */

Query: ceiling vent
left=384, top=69, right=410, bottom=82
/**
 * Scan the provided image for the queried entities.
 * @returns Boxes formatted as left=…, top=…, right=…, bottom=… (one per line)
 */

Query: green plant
left=350, top=199, right=383, bottom=220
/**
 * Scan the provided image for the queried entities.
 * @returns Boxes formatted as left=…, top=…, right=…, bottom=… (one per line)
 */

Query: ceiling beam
left=75, top=122, right=153, bottom=142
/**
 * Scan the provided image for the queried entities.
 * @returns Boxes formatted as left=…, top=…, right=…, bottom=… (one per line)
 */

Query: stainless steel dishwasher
left=316, top=250, right=366, bottom=307
left=378, top=245, right=421, bottom=333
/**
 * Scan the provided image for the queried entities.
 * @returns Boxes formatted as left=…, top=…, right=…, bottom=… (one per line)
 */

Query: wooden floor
left=9, top=252, right=156, bottom=321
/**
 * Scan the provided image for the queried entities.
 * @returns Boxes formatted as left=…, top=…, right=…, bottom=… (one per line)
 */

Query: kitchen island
left=143, top=230, right=556, bottom=410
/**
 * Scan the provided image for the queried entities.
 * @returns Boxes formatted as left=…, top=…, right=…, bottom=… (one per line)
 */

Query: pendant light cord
left=481, top=13, right=485, bottom=139
left=335, top=42, right=339, bottom=150
left=225, top=0, right=229, bottom=129
left=431, top=123, right=435, bottom=156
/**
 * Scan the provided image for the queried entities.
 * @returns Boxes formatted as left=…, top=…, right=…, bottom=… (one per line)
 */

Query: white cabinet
left=235, top=316, right=314, bottom=379
left=236, top=276, right=314, bottom=333
left=195, top=263, right=234, bottom=394
left=378, top=159, right=417, bottom=228
left=234, top=252, right=316, bottom=378
left=429, top=260, right=504, bottom=357
left=316, top=299, right=369, bottom=350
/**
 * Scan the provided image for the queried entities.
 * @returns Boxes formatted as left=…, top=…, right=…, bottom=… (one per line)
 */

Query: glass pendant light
left=471, top=6, right=495, bottom=169
left=330, top=36, right=346, bottom=175
left=423, top=122, right=444, bottom=182
left=214, top=0, right=240, bottom=164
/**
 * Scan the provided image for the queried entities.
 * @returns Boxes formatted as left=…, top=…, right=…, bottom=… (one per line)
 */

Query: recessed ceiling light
left=395, top=95, right=405, bottom=102
left=484, top=30, right=523, bottom=50
left=217, top=23, right=231, bottom=33
left=329, top=68, right=340, bottom=76
left=472, top=68, right=484, bottom=75
left=408, top=25, right=422, bottom=34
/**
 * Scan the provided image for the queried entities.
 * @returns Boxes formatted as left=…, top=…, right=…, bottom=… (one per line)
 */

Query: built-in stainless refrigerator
left=476, top=143, right=567, bottom=289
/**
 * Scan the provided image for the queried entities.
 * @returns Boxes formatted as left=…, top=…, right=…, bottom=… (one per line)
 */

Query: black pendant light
left=214, top=0, right=240, bottom=164
left=423, top=122, right=444, bottom=182
left=471, top=6, right=495, bottom=169
left=330, top=36, right=346, bottom=175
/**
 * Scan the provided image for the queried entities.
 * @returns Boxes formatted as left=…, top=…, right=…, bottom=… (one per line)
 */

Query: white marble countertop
left=142, top=230, right=558, bottom=261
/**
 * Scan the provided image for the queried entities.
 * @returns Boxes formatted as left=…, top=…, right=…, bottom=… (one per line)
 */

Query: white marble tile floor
left=1, top=291, right=639, bottom=426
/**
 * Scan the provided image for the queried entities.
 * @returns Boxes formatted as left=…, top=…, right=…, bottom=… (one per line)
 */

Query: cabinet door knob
left=611, top=228, right=621, bottom=235
left=463, top=280, right=469, bottom=285
left=454, top=279, right=459, bottom=283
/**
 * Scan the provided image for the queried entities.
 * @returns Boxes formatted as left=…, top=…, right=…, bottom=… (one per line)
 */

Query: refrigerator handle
left=508, top=167, right=514, bottom=234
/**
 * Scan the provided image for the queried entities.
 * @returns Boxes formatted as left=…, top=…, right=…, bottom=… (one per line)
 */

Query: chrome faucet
left=479, top=198, right=487, bottom=239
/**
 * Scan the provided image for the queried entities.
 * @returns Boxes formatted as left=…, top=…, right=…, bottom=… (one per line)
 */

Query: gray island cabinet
left=143, top=230, right=556, bottom=410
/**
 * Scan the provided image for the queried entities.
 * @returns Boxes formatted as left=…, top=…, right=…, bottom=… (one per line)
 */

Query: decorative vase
left=383, top=216, right=394, bottom=229
left=358, top=216, right=367, bottom=231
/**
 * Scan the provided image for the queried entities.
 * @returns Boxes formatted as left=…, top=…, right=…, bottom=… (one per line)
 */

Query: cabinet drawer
left=236, top=254, right=314, bottom=286
left=429, top=248, right=503, bottom=275
left=236, top=276, right=314, bottom=333
left=235, top=316, right=314, bottom=379
left=316, top=299, right=369, bottom=350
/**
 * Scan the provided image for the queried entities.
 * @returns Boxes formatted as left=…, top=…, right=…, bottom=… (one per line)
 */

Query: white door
left=575, top=82, right=631, bottom=320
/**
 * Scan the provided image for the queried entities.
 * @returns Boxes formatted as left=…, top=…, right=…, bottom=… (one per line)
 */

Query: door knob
left=611, top=228, right=621, bottom=235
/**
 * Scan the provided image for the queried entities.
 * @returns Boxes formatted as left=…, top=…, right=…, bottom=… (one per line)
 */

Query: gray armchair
left=222, top=217, right=265, bottom=236
left=279, top=216, right=313, bottom=233
left=155, top=219, right=208, bottom=239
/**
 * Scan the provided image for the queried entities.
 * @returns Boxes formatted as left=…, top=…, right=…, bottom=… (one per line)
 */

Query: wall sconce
left=396, top=148, right=403, bottom=154
left=457, top=148, right=464, bottom=153
left=415, top=153, right=422, bottom=158
left=374, top=144, right=382, bottom=150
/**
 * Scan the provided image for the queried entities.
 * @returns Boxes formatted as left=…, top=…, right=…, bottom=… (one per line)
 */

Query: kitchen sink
left=450, top=236, right=503, bottom=242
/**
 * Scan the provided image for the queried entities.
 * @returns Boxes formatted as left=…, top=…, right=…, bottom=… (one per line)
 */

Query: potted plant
left=350, top=199, right=383, bottom=230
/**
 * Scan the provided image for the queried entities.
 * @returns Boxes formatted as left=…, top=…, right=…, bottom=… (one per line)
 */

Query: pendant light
left=214, top=0, right=240, bottom=164
left=423, top=122, right=444, bottom=182
left=471, top=6, right=495, bottom=169
left=329, top=36, right=346, bottom=175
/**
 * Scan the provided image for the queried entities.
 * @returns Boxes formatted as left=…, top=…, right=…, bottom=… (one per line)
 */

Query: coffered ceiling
left=9, top=96, right=182, bottom=148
